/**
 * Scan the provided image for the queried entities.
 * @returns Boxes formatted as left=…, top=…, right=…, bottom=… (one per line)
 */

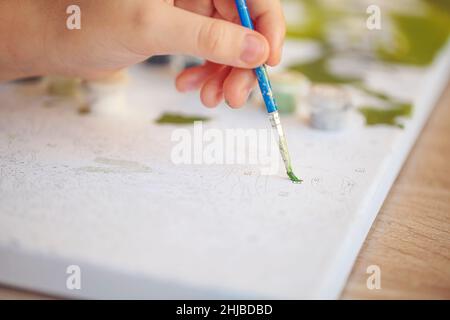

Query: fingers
left=214, top=0, right=286, bottom=66
left=254, top=10, right=286, bottom=66
left=131, top=1, right=280, bottom=108
left=223, top=68, right=257, bottom=108
left=148, top=4, right=269, bottom=69
left=175, top=62, right=221, bottom=92
left=200, top=66, right=231, bottom=108
left=177, top=63, right=256, bottom=108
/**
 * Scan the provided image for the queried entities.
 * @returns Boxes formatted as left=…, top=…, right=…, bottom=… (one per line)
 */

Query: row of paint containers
left=148, top=55, right=354, bottom=131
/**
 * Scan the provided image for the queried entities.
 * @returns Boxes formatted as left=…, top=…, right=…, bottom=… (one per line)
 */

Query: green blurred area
left=285, top=0, right=450, bottom=66
left=425, top=0, right=450, bottom=12
left=284, top=0, right=449, bottom=127
left=359, top=104, right=412, bottom=128
left=285, top=0, right=328, bottom=41
left=155, top=113, right=210, bottom=125
left=378, top=10, right=450, bottom=65
left=289, top=56, right=360, bottom=84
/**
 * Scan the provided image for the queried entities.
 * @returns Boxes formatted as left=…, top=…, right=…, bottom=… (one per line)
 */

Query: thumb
left=151, top=5, right=269, bottom=68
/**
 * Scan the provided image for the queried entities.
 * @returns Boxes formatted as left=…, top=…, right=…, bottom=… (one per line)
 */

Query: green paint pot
left=270, top=71, right=311, bottom=114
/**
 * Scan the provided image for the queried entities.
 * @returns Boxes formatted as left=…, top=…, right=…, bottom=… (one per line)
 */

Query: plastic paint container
left=250, top=71, right=310, bottom=114
left=82, top=70, right=129, bottom=116
left=271, top=71, right=310, bottom=114
left=308, top=84, right=352, bottom=131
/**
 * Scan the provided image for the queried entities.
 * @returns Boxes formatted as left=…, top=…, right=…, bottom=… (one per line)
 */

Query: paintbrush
left=234, top=0, right=301, bottom=183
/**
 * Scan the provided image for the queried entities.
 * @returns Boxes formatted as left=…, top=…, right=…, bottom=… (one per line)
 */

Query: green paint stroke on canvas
left=285, top=0, right=328, bottom=41
left=155, top=112, right=210, bottom=125
left=289, top=56, right=361, bottom=84
left=355, top=84, right=392, bottom=102
left=377, top=8, right=450, bottom=66
left=359, top=104, right=412, bottom=128
left=425, top=0, right=450, bottom=12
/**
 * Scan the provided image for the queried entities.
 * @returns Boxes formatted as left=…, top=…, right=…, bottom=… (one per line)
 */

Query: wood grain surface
left=341, top=82, right=450, bottom=299
left=1, top=83, right=449, bottom=300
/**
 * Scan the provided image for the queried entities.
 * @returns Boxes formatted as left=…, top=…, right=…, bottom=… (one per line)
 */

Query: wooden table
left=1, top=84, right=449, bottom=300
left=341, top=82, right=450, bottom=299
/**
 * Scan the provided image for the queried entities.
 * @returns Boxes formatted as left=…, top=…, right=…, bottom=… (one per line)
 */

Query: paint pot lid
left=271, top=71, right=311, bottom=93
left=308, top=84, right=352, bottom=112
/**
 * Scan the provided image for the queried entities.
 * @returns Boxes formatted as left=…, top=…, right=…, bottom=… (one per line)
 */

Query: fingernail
left=240, top=34, right=266, bottom=65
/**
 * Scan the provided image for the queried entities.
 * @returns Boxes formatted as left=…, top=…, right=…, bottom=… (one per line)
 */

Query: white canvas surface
left=0, top=40, right=449, bottom=299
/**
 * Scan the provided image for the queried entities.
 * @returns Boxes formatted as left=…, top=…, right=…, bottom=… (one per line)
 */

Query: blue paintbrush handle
left=235, top=0, right=278, bottom=113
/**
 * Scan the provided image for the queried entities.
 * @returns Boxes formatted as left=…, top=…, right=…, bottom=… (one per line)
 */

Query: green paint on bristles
left=278, top=136, right=302, bottom=184
left=287, top=170, right=303, bottom=184
left=155, top=112, right=210, bottom=125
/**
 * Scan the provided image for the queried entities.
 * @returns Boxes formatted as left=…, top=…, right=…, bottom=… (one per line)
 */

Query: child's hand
left=172, top=0, right=286, bottom=108
left=1, top=0, right=285, bottom=108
